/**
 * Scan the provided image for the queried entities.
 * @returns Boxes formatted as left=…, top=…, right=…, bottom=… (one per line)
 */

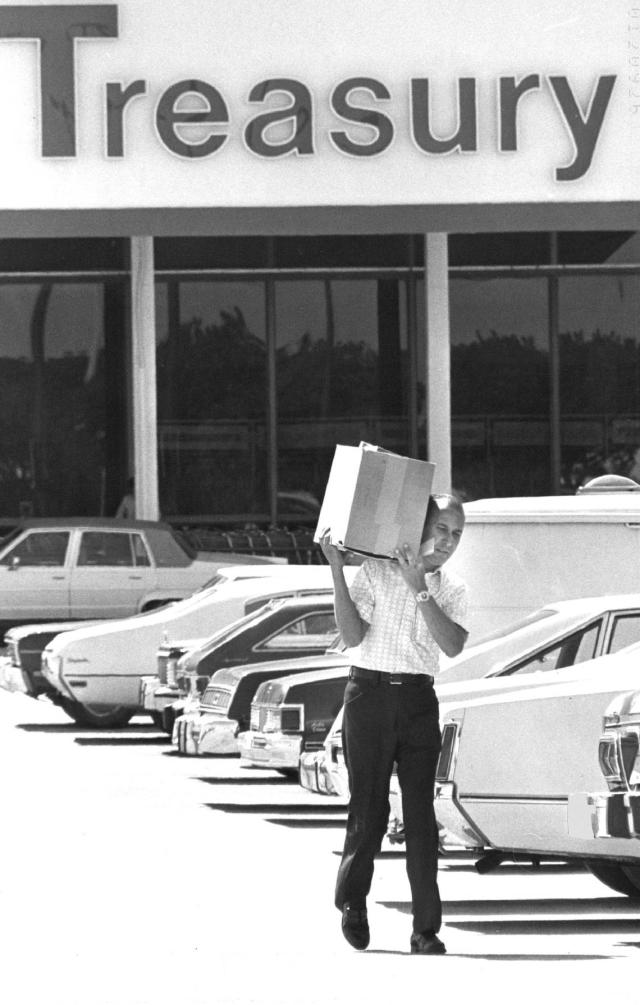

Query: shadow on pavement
left=194, top=775, right=295, bottom=785
left=366, top=950, right=620, bottom=960
left=383, top=896, right=639, bottom=917
left=74, top=735, right=171, bottom=746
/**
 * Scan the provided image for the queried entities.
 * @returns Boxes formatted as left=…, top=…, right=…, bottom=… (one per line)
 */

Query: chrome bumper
left=568, top=790, right=640, bottom=840
left=0, top=655, right=29, bottom=694
left=194, top=715, right=239, bottom=756
left=299, top=750, right=338, bottom=795
left=238, top=730, right=302, bottom=769
left=140, top=676, right=183, bottom=713
left=434, top=782, right=486, bottom=851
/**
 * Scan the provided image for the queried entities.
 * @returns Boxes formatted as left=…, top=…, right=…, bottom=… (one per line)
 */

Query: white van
left=447, top=490, right=640, bottom=643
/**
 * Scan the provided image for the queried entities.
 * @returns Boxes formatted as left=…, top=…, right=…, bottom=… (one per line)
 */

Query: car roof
left=12, top=517, right=174, bottom=531
left=464, top=494, right=640, bottom=522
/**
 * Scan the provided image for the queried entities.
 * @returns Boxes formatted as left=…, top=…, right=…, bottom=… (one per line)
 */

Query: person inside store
left=319, top=493, right=468, bottom=956
left=115, top=477, right=135, bottom=519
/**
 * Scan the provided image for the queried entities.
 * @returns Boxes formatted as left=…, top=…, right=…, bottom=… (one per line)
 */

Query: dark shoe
left=341, top=904, right=370, bottom=950
left=410, top=930, right=446, bottom=955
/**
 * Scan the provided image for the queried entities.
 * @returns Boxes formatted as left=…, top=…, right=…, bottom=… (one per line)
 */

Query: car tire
left=149, top=711, right=171, bottom=733
left=586, top=860, right=640, bottom=898
left=58, top=698, right=133, bottom=729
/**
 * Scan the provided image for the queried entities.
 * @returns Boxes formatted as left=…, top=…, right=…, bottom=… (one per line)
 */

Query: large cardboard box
left=314, top=443, right=435, bottom=559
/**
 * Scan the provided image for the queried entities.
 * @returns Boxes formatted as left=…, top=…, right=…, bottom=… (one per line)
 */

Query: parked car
left=303, top=594, right=640, bottom=811
left=239, top=664, right=350, bottom=774
left=0, top=517, right=275, bottom=633
left=299, top=703, right=347, bottom=798
left=566, top=688, right=640, bottom=896
left=173, top=647, right=350, bottom=756
left=0, top=620, right=103, bottom=699
left=40, top=566, right=347, bottom=728
left=140, top=594, right=338, bottom=729
left=434, top=642, right=640, bottom=897
left=0, top=563, right=296, bottom=706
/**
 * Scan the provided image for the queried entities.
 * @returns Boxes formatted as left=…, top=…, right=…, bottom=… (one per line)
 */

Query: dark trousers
left=335, top=667, right=442, bottom=935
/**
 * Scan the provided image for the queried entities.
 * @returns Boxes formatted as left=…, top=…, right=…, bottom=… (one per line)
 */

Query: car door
left=0, top=529, right=72, bottom=622
left=69, top=530, right=154, bottom=618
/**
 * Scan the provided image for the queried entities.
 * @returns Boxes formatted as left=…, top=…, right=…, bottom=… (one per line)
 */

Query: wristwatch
left=414, top=589, right=430, bottom=604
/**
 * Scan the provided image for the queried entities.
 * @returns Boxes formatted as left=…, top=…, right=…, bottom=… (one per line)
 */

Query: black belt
left=350, top=665, right=434, bottom=687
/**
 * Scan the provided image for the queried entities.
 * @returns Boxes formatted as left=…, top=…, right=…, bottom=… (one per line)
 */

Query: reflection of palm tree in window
left=30, top=283, right=53, bottom=515
left=319, top=279, right=335, bottom=419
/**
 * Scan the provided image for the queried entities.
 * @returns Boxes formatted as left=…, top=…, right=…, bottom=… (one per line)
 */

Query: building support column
left=130, top=236, right=159, bottom=521
left=424, top=233, right=452, bottom=493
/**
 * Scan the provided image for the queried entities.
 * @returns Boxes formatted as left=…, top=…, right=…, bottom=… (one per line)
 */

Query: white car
left=40, top=565, right=346, bottom=728
left=301, top=594, right=640, bottom=806
left=0, top=518, right=269, bottom=632
left=435, top=643, right=640, bottom=897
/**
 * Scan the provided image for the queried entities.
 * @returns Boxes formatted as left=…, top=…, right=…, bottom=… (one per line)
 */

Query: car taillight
left=621, top=730, right=640, bottom=787
left=250, top=706, right=259, bottom=730
left=436, top=722, right=459, bottom=782
left=598, top=734, right=622, bottom=788
left=281, top=705, right=303, bottom=732
left=166, top=658, right=178, bottom=687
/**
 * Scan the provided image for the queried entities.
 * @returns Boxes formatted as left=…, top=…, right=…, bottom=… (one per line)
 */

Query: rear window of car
left=144, top=527, right=193, bottom=567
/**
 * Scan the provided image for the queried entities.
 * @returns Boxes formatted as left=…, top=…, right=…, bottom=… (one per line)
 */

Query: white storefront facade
left=0, top=0, right=637, bottom=525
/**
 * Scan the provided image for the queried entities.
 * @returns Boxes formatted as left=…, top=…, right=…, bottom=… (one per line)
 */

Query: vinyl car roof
left=10, top=517, right=175, bottom=531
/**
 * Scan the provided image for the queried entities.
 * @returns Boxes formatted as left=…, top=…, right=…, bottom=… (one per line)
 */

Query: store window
left=275, top=278, right=411, bottom=514
left=557, top=274, right=640, bottom=490
left=0, top=278, right=126, bottom=520
left=449, top=276, right=549, bottom=498
left=155, top=280, right=267, bottom=519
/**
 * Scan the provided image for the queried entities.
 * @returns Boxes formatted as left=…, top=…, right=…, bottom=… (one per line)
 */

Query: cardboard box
left=314, top=443, right=435, bottom=559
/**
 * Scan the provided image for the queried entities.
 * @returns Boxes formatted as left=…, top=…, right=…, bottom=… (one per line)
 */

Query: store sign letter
left=0, top=4, right=118, bottom=157
left=0, top=4, right=618, bottom=181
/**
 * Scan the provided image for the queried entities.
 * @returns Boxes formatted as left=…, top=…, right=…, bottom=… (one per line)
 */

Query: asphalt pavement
left=0, top=690, right=637, bottom=1005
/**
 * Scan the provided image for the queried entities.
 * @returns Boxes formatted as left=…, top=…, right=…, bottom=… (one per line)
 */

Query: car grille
left=435, top=722, right=458, bottom=782
left=201, top=686, right=232, bottom=711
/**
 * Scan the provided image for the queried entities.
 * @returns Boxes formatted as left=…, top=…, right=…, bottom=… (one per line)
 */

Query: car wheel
left=59, top=698, right=133, bottom=729
left=149, top=711, right=171, bottom=733
left=586, top=860, right=640, bottom=898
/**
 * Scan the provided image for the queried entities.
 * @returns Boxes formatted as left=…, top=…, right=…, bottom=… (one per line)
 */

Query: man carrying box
left=320, top=493, right=468, bottom=955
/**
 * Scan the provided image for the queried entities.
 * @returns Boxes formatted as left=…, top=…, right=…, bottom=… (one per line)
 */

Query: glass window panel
left=275, top=278, right=410, bottom=516
left=2, top=530, right=69, bottom=566
left=78, top=531, right=133, bottom=567
left=0, top=282, right=114, bottom=518
left=505, top=623, right=600, bottom=676
left=132, top=533, right=151, bottom=567
left=449, top=276, right=549, bottom=499
left=260, top=612, right=338, bottom=651
left=558, top=275, right=640, bottom=489
left=608, top=614, right=640, bottom=654
left=155, top=280, right=267, bottom=519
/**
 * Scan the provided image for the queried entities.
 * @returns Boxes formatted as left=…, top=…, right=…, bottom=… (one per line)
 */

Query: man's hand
left=394, top=543, right=427, bottom=594
left=319, top=529, right=346, bottom=571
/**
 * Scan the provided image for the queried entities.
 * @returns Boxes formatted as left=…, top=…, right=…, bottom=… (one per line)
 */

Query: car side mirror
left=8, top=556, right=20, bottom=570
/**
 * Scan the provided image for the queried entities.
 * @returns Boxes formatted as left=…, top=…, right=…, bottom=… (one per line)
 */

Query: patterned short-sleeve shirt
left=348, top=559, right=469, bottom=676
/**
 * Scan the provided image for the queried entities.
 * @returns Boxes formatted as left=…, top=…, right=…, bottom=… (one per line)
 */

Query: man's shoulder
left=439, top=566, right=468, bottom=593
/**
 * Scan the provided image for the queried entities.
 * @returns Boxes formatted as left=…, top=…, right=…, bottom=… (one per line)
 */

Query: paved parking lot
left=0, top=691, right=637, bottom=1005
